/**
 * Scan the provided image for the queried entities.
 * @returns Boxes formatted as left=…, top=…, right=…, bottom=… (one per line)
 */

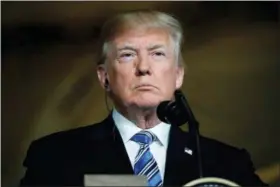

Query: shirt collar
left=112, top=108, right=171, bottom=148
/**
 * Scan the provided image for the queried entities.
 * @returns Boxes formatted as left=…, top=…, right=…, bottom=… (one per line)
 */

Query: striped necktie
left=130, top=131, right=163, bottom=187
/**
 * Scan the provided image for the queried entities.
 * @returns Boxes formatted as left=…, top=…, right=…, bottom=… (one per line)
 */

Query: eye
left=119, top=52, right=136, bottom=61
left=120, top=53, right=132, bottom=57
left=153, top=51, right=165, bottom=56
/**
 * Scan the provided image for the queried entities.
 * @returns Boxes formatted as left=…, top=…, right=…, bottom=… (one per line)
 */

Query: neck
left=115, top=105, right=161, bottom=129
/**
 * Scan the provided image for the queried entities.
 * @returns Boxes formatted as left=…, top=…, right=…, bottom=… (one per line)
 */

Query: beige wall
left=2, top=2, right=280, bottom=186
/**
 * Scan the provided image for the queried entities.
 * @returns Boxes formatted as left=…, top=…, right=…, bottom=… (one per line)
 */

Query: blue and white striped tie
left=131, top=131, right=163, bottom=187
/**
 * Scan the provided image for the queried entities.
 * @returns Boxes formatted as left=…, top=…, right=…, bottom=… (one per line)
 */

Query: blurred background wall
left=2, top=1, right=280, bottom=187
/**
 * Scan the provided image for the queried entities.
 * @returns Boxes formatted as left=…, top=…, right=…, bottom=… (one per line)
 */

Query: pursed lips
left=134, top=83, right=158, bottom=89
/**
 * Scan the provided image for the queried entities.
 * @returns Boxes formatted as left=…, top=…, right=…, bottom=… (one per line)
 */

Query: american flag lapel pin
left=184, top=147, right=193, bottom=155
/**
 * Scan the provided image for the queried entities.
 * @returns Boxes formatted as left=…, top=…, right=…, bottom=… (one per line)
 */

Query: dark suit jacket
left=20, top=114, right=267, bottom=186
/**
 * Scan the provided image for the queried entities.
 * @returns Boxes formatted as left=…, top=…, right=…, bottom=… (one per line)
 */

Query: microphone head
left=156, top=101, right=171, bottom=124
left=156, top=100, right=188, bottom=126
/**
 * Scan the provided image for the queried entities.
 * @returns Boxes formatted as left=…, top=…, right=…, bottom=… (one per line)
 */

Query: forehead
left=112, top=28, right=172, bottom=49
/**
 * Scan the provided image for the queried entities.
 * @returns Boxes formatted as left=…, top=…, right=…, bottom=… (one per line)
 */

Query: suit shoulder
left=199, top=135, right=247, bottom=157
left=198, top=136, right=267, bottom=186
left=25, top=119, right=110, bottom=163
left=33, top=124, right=95, bottom=146
left=32, top=117, right=110, bottom=147
left=198, top=136, right=255, bottom=176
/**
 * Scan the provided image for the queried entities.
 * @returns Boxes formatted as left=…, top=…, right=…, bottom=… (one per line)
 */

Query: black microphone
left=157, top=90, right=197, bottom=128
left=156, top=100, right=188, bottom=127
left=156, top=90, right=203, bottom=178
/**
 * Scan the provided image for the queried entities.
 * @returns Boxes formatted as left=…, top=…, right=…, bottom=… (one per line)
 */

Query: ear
left=175, top=66, right=185, bottom=89
left=97, top=64, right=108, bottom=90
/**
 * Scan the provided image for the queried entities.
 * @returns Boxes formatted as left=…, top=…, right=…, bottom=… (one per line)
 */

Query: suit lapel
left=163, top=126, right=199, bottom=186
left=91, top=114, right=134, bottom=174
left=108, top=123, right=134, bottom=174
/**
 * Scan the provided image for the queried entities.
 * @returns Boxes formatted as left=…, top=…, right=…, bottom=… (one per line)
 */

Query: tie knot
left=131, top=131, right=157, bottom=145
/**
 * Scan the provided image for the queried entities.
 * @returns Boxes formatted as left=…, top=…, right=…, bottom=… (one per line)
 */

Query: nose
left=136, top=54, right=151, bottom=76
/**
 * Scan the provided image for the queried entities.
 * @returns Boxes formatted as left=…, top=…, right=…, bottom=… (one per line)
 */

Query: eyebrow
left=117, top=46, right=137, bottom=52
left=147, top=44, right=165, bottom=51
left=117, top=44, right=166, bottom=52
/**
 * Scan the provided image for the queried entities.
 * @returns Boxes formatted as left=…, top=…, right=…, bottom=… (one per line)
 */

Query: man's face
left=98, top=28, right=184, bottom=109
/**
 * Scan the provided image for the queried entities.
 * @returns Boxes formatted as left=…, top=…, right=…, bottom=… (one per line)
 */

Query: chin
left=124, top=91, right=172, bottom=109
left=131, top=97, right=163, bottom=109
left=136, top=103, right=159, bottom=109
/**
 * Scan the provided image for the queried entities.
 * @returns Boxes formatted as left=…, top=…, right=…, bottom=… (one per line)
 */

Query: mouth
left=134, top=84, right=157, bottom=90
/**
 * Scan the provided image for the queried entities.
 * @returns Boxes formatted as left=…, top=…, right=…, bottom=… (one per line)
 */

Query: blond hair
left=97, top=10, right=184, bottom=67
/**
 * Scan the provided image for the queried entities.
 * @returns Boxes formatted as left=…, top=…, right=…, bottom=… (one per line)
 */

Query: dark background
left=2, top=1, right=280, bottom=186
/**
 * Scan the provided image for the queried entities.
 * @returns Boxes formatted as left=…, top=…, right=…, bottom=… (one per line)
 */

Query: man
left=20, top=10, right=267, bottom=186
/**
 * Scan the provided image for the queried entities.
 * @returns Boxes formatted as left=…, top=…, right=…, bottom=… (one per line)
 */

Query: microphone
left=156, top=90, right=203, bottom=178
left=157, top=90, right=199, bottom=132
left=156, top=100, right=188, bottom=127
left=157, top=90, right=241, bottom=186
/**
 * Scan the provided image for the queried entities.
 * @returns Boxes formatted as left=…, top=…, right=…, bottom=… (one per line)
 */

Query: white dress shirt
left=112, top=109, right=171, bottom=180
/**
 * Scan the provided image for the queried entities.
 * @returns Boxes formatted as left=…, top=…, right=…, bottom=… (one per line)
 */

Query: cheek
left=161, top=66, right=177, bottom=81
left=157, top=66, right=178, bottom=90
left=110, top=66, right=134, bottom=91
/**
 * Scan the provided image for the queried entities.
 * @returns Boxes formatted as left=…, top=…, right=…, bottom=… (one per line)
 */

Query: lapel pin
left=184, top=147, right=193, bottom=155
